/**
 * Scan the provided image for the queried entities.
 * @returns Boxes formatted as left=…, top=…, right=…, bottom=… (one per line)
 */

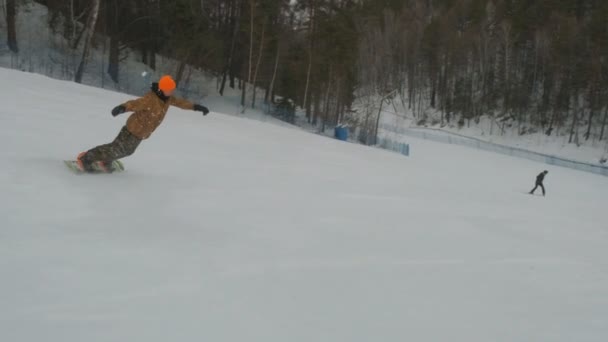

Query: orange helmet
left=158, top=75, right=176, bottom=93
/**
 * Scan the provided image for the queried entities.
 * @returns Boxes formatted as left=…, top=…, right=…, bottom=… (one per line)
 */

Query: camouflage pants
left=85, top=126, right=141, bottom=163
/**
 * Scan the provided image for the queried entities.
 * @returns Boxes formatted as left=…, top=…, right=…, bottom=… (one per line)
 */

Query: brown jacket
left=123, top=90, right=194, bottom=139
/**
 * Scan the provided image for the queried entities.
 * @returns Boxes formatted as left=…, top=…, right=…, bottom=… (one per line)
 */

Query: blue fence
left=380, top=124, right=608, bottom=176
left=377, top=138, right=410, bottom=157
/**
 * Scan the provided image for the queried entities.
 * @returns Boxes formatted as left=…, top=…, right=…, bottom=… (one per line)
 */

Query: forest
left=4, top=0, right=608, bottom=145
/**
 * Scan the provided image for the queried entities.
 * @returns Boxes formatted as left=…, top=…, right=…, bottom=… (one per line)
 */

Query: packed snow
left=1, top=67, right=608, bottom=342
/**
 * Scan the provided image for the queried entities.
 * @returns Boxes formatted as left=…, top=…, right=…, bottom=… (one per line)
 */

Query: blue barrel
left=335, top=126, right=348, bottom=141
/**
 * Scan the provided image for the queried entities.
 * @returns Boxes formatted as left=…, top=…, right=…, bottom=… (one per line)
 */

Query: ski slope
left=1, top=67, right=608, bottom=342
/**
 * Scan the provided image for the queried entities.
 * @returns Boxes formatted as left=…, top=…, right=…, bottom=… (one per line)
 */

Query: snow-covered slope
left=1, top=67, right=608, bottom=342
left=377, top=105, right=608, bottom=165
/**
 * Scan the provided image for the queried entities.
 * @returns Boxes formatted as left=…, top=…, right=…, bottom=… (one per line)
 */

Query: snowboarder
left=529, top=170, right=549, bottom=196
left=76, top=75, right=210, bottom=172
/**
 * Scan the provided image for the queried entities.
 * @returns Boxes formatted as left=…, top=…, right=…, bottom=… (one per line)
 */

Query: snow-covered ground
left=378, top=106, right=608, bottom=165
left=2, top=67, right=608, bottom=341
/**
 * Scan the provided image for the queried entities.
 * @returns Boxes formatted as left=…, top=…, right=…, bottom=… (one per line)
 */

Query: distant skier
left=76, top=75, right=210, bottom=172
left=529, top=170, right=549, bottom=196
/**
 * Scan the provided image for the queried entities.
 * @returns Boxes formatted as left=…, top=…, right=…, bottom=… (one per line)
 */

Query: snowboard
left=64, top=160, right=125, bottom=174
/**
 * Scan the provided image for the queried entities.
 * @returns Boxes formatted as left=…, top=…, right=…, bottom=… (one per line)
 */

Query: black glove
left=193, top=104, right=210, bottom=116
left=111, top=105, right=126, bottom=117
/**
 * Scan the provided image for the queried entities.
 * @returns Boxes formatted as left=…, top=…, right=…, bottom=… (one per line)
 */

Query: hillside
left=1, top=67, right=608, bottom=341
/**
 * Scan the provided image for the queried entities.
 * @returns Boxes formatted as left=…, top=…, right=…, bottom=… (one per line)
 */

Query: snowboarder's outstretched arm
left=112, top=98, right=147, bottom=116
left=111, top=94, right=210, bottom=117
left=168, top=97, right=194, bottom=110
left=123, top=98, right=148, bottom=112
left=169, top=97, right=210, bottom=115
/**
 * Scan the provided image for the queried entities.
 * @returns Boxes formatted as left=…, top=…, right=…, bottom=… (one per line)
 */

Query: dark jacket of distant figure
left=536, top=172, right=546, bottom=185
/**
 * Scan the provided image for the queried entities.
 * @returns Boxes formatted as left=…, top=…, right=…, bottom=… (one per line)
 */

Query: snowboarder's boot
left=98, top=160, right=116, bottom=173
left=76, top=151, right=95, bottom=172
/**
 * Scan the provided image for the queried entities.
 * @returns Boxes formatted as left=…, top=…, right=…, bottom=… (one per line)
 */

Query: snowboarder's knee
left=123, top=144, right=139, bottom=157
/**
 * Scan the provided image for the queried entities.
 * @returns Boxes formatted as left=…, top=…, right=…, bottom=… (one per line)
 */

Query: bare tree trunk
left=241, top=0, right=255, bottom=111
left=75, top=0, right=100, bottom=83
left=270, top=83, right=276, bottom=104
left=70, top=1, right=95, bottom=50
left=220, top=8, right=241, bottom=96
left=241, top=68, right=247, bottom=108
left=585, top=88, right=597, bottom=141
left=101, top=15, right=107, bottom=88
left=417, top=77, right=423, bottom=118
left=312, top=90, right=321, bottom=126
left=149, top=51, right=156, bottom=70
left=108, top=35, right=120, bottom=83
left=68, top=0, right=76, bottom=43
left=251, top=18, right=267, bottom=108
left=430, top=75, right=437, bottom=109
left=303, top=55, right=313, bottom=121
left=321, top=89, right=329, bottom=132
left=547, top=109, right=555, bottom=136
left=569, top=96, right=578, bottom=144
left=305, top=89, right=312, bottom=123
left=6, top=0, right=18, bottom=53
left=334, top=79, right=341, bottom=125
left=303, top=0, right=315, bottom=122
left=374, top=90, right=396, bottom=145
left=263, top=86, right=269, bottom=104
left=374, top=98, right=386, bottom=146
left=71, top=2, right=93, bottom=50
left=440, top=53, right=448, bottom=126
left=408, top=64, right=415, bottom=110
left=502, top=22, right=512, bottom=111
left=582, top=109, right=592, bottom=141
left=600, top=106, right=608, bottom=141
left=248, top=0, right=254, bottom=84
left=321, top=70, right=332, bottom=132
left=574, top=113, right=580, bottom=146
left=175, top=59, right=188, bottom=85
left=267, top=42, right=280, bottom=105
